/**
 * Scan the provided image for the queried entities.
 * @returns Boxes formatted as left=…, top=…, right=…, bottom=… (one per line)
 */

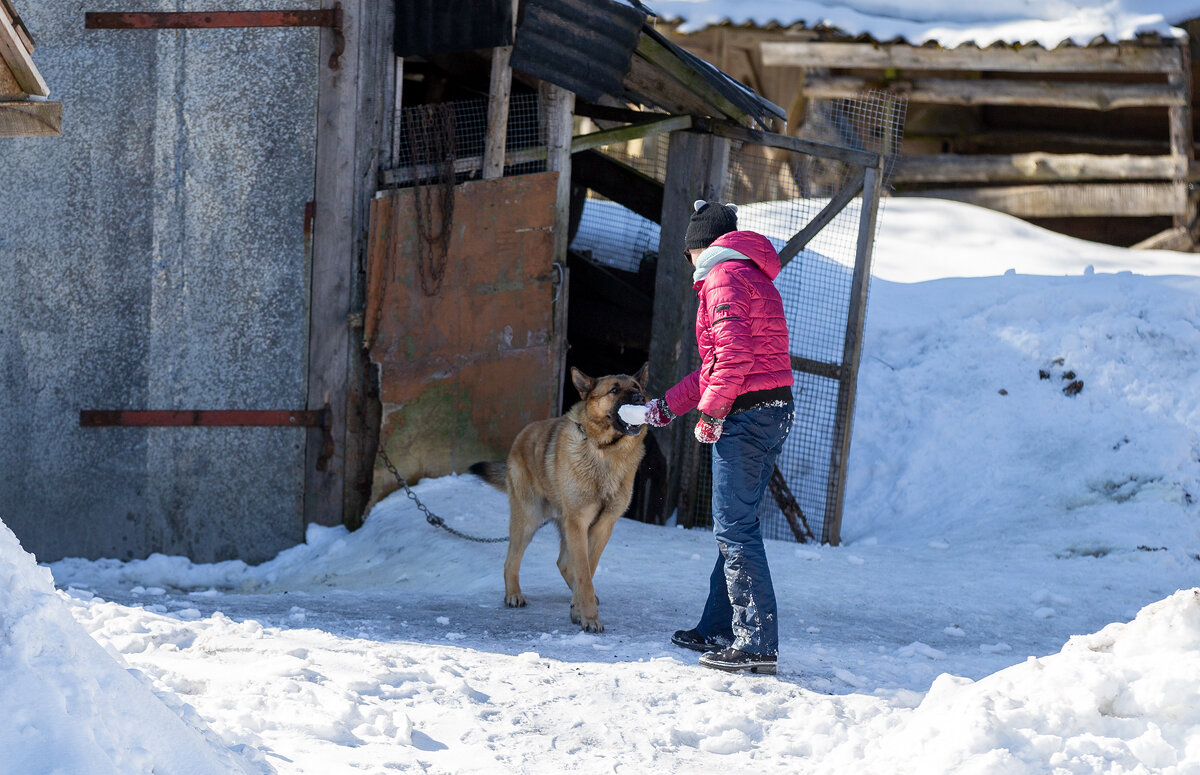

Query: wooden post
left=307, top=0, right=388, bottom=529
left=650, top=130, right=730, bottom=525
left=390, top=57, right=403, bottom=168
left=823, top=159, right=884, bottom=545
left=484, top=0, right=519, bottom=180
left=541, top=80, right=574, bottom=413
left=483, top=46, right=513, bottom=179
left=1168, top=41, right=1195, bottom=236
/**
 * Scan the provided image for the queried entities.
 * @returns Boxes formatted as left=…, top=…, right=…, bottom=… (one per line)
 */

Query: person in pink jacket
left=644, top=200, right=795, bottom=675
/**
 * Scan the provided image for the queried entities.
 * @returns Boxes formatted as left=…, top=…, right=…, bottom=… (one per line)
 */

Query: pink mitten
left=643, top=398, right=676, bottom=428
left=694, top=414, right=724, bottom=444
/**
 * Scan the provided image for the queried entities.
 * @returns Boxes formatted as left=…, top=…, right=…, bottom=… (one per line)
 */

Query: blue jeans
left=694, top=401, right=794, bottom=656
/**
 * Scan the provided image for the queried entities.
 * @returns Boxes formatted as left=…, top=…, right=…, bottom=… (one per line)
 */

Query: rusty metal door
left=364, top=172, right=561, bottom=504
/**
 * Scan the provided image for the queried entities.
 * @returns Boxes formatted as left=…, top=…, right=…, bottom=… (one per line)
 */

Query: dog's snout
left=630, top=392, right=646, bottom=405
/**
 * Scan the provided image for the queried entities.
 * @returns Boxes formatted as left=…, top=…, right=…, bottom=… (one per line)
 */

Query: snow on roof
left=646, top=0, right=1200, bottom=48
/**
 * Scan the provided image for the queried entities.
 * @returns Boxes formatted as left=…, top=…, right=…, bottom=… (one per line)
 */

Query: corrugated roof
left=511, top=0, right=646, bottom=102
left=510, top=0, right=783, bottom=126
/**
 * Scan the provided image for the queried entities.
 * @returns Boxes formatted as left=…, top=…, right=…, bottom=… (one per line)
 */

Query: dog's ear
left=571, top=367, right=596, bottom=398
left=634, top=362, right=649, bottom=389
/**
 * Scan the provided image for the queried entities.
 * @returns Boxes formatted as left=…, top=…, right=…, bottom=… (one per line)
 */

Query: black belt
left=729, top=386, right=794, bottom=415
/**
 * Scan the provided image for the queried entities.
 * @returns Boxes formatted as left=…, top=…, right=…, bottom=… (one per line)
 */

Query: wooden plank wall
left=757, top=36, right=1194, bottom=247
left=664, top=23, right=1199, bottom=248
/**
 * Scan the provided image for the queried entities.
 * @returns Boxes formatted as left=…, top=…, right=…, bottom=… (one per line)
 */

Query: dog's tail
left=468, top=461, right=507, bottom=491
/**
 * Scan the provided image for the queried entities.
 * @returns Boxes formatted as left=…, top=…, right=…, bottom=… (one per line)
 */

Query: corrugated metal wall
left=0, top=0, right=320, bottom=563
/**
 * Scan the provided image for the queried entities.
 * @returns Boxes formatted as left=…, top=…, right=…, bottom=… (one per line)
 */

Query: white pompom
left=693, top=199, right=707, bottom=212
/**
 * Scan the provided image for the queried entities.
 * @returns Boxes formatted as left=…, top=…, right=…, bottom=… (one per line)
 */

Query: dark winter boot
left=698, top=647, right=777, bottom=675
left=671, top=628, right=730, bottom=653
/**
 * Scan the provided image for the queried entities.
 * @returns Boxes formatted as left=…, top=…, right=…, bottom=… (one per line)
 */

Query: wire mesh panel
left=689, top=90, right=907, bottom=542
left=387, top=92, right=545, bottom=186
left=570, top=133, right=670, bottom=273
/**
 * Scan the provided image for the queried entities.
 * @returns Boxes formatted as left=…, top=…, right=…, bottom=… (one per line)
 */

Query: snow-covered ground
left=5, top=196, right=1200, bottom=773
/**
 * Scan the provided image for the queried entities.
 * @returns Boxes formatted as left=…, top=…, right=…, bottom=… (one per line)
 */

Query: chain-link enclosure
left=691, top=91, right=906, bottom=542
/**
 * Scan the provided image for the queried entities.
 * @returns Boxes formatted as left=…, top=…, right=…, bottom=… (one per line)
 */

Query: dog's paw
left=580, top=616, right=605, bottom=633
left=505, top=592, right=526, bottom=608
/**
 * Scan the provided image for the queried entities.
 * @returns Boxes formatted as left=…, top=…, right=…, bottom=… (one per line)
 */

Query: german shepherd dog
left=469, top=364, right=649, bottom=633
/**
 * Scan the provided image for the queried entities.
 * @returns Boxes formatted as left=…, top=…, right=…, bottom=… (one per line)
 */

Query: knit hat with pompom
left=684, top=200, right=739, bottom=251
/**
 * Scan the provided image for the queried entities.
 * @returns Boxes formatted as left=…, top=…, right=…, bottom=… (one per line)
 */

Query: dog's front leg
left=563, top=514, right=603, bottom=632
left=586, top=511, right=620, bottom=580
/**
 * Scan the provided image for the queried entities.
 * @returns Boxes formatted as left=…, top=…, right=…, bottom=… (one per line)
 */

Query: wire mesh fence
left=686, top=90, right=906, bottom=542
left=387, top=92, right=545, bottom=186
left=387, top=88, right=905, bottom=544
left=569, top=127, right=670, bottom=273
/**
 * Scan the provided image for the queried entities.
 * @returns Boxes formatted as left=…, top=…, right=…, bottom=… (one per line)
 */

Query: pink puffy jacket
left=665, top=231, right=793, bottom=420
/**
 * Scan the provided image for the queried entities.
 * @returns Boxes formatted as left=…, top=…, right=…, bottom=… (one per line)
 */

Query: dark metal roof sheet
left=393, top=0, right=514, bottom=58
left=511, top=0, right=782, bottom=125
left=511, top=0, right=646, bottom=103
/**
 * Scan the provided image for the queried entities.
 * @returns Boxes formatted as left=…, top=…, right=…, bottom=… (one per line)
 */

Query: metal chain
left=378, top=448, right=508, bottom=543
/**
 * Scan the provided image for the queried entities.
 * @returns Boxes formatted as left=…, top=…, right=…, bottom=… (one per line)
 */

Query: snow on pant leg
left=695, top=549, right=734, bottom=641
left=710, top=403, right=793, bottom=656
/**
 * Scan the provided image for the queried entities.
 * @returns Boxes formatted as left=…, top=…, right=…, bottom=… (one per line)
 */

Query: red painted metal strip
left=84, top=10, right=339, bottom=30
left=79, top=409, right=327, bottom=428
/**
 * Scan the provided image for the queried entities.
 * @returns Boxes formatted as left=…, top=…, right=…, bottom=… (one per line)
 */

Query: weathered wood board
left=365, top=172, right=559, bottom=504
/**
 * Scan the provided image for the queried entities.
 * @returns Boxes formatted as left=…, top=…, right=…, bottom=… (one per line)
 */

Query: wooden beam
left=804, top=75, right=1188, bottom=110
left=1130, top=226, right=1193, bottom=251
left=483, top=45, right=513, bottom=180
left=389, top=57, right=403, bottom=167
left=892, top=153, right=1186, bottom=184
left=824, top=161, right=884, bottom=546
left=634, top=32, right=752, bottom=124
left=908, top=182, right=1187, bottom=217
left=0, top=99, right=60, bottom=136
left=698, top=118, right=880, bottom=168
left=541, top=80, right=574, bottom=412
left=650, top=130, right=729, bottom=527
left=307, top=0, right=387, bottom=529
left=379, top=148, right=541, bottom=186
left=0, top=5, right=47, bottom=96
left=791, top=355, right=841, bottom=381
left=570, top=114, right=692, bottom=154
left=624, top=50, right=723, bottom=118
left=0, top=0, right=34, bottom=53
left=762, top=41, right=1184, bottom=74
left=1167, top=42, right=1194, bottom=233
left=947, top=129, right=1166, bottom=155
left=571, top=149, right=664, bottom=224
left=382, top=116, right=691, bottom=187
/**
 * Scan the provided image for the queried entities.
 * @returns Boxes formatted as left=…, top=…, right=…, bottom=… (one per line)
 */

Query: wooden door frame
left=306, top=0, right=391, bottom=529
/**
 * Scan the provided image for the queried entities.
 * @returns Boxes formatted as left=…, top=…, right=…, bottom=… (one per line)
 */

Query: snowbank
left=0, top=521, right=263, bottom=774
